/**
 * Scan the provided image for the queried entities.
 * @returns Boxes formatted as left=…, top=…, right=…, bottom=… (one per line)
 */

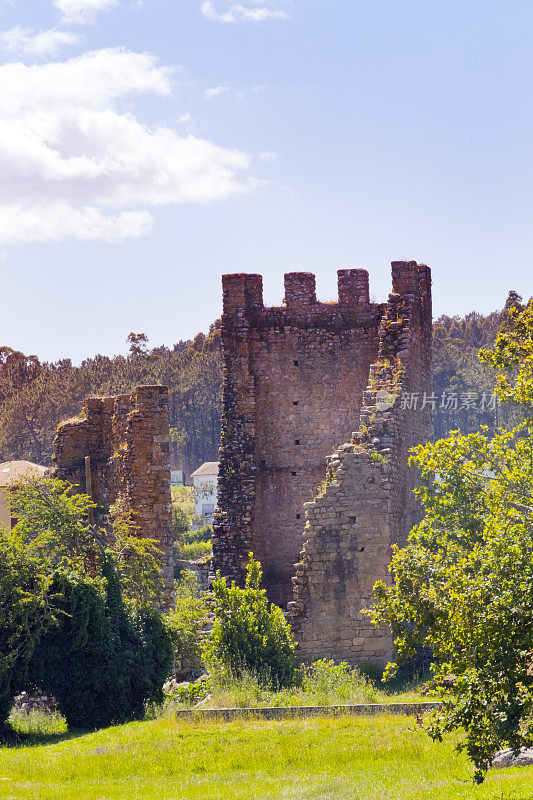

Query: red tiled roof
left=190, top=461, right=219, bottom=478
left=0, top=460, right=48, bottom=487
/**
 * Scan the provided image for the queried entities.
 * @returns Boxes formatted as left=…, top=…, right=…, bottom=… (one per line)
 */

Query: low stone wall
left=176, top=701, right=442, bottom=722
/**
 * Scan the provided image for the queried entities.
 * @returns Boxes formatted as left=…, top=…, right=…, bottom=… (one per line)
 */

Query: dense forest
left=0, top=291, right=525, bottom=474
left=433, top=290, right=524, bottom=437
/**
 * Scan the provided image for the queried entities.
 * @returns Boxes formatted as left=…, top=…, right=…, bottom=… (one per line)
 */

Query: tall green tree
left=366, top=300, right=533, bottom=782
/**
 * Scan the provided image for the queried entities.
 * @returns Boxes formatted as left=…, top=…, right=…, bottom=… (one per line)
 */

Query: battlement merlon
left=83, top=397, right=104, bottom=419
left=131, top=384, right=169, bottom=413
left=222, top=273, right=263, bottom=316
left=380, top=260, right=432, bottom=376
left=391, top=261, right=431, bottom=301
left=337, top=269, right=370, bottom=306
left=222, top=265, right=429, bottom=317
left=284, top=272, right=317, bottom=308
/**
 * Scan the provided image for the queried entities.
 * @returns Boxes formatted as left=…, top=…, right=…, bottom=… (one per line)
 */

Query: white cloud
left=205, top=85, right=230, bottom=99
left=258, top=150, right=278, bottom=162
left=200, top=0, right=288, bottom=23
left=0, top=204, right=153, bottom=243
left=0, top=48, right=255, bottom=244
left=0, top=26, right=81, bottom=58
left=54, top=0, right=119, bottom=26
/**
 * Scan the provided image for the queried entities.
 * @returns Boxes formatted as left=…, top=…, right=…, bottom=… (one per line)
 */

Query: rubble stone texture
left=213, top=262, right=432, bottom=666
left=53, top=385, right=174, bottom=604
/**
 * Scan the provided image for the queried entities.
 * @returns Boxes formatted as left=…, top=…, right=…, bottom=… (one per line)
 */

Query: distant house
left=0, top=460, right=48, bottom=531
left=190, top=462, right=219, bottom=526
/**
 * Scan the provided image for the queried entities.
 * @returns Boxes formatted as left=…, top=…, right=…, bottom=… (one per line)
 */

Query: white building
left=190, top=462, right=219, bottom=526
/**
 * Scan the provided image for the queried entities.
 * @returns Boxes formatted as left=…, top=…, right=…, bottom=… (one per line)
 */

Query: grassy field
left=2, top=711, right=533, bottom=799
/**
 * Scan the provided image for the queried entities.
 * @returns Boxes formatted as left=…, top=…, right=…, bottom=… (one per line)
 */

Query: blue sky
left=1, top=0, right=532, bottom=362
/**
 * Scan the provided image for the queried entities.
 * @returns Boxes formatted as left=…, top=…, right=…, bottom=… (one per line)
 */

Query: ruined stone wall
left=53, top=385, right=174, bottom=602
left=287, top=262, right=432, bottom=667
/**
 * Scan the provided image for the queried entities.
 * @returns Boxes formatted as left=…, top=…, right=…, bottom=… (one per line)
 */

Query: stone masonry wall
left=53, top=385, right=174, bottom=604
left=287, top=262, right=432, bottom=667
left=213, top=262, right=432, bottom=617
left=213, top=270, right=387, bottom=606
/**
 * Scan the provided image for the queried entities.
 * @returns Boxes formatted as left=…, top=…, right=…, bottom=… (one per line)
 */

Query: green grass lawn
left=2, top=712, right=533, bottom=799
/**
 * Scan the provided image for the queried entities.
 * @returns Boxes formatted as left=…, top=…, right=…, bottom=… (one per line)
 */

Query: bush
left=180, top=526, right=212, bottom=545
left=0, top=478, right=173, bottom=731
left=26, top=557, right=173, bottom=729
left=204, top=555, right=299, bottom=690
left=165, top=571, right=208, bottom=681
left=172, top=506, right=190, bottom=541
left=174, top=524, right=213, bottom=561
left=166, top=675, right=212, bottom=706
left=303, top=660, right=378, bottom=704
left=0, top=529, right=58, bottom=729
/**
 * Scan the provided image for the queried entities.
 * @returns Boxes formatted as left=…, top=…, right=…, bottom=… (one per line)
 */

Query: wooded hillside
left=0, top=326, right=222, bottom=477
left=0, top=291, right=525, bottom=473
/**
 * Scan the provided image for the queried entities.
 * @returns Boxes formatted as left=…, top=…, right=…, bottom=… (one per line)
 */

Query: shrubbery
left=0, top=477, right=173, bottom=731
left=166, top=571, right=208, bottom=681
left=175, top=525, right=212, bottom=560
left=302, top=659, right=377, bottom=705
left=204, top=555, right=299, bottom=690
left=171, top=486, right=213, bottom=560
left=0, top=531, right=53, bottom=726
left=25, top=559, right=172, bottom=729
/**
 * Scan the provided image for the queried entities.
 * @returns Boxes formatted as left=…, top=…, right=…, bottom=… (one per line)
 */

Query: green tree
left=109, top=500, right=166, bottom=610
left=166, top=571, right=208, bottom=681
left=366, top=300, right=533, bottom=782
left=11, top=476, right=100, bottom=572
left=127, top=332, right=150, bottom=357
left=0, top=531, right=55, bottom=725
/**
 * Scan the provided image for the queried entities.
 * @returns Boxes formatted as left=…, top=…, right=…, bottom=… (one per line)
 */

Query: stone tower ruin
left=53, top=385, right=174, bottom=603
left=213, top=261, right=432, bottom=666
